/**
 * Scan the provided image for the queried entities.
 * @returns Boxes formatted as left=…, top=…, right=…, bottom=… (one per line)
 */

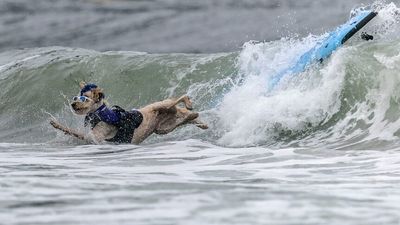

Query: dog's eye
left=80, top=96, right=87, bottom=102
left=72, top=96, right=89, bottom=102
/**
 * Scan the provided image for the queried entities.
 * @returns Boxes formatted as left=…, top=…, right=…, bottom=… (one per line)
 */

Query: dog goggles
left=72, top=96, right=89, bottom=102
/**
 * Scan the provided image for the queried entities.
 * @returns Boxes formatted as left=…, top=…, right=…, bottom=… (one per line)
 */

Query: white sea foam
left=216, top=2, right=400, bottom=147
left=217, top=37, right=346, bottom=146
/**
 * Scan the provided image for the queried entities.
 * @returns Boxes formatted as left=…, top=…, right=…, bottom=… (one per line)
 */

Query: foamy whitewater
left=2, top=2, right=400, bottom=225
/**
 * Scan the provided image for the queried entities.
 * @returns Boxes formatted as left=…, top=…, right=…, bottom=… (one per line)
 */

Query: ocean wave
left=1, top=3, right=400, bottom=149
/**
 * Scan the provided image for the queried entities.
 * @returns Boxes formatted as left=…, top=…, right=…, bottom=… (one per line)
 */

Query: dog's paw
left=50, top=119, right=61, bottom=129
left=184, top=96, right=193, bottom=110
left=196, top=123, right=208, bottom=130
left=49, top=120, right=57, bottom=127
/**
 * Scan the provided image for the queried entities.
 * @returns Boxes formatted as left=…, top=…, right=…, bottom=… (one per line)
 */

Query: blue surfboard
left=269, top=10, right=377, bottom=89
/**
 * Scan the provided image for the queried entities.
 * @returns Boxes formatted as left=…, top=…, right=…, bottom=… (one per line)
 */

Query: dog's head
left=71, top=81, right=105, bottom=115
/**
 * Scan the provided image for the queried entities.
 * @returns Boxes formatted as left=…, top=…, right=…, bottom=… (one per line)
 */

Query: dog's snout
left=71, top=102, right=78, bottom=109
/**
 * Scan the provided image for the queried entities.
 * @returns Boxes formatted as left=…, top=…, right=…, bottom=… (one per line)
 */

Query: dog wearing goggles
left=50, top=81, right=208, bottom=144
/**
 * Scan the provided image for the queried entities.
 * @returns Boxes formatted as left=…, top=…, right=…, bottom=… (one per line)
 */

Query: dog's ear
left=79, top=81, right=86, bottom=89
left=92, top=88, right=104, bottom=102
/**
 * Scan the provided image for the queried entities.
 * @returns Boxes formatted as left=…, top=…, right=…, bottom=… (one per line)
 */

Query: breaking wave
left=1, top=2, right=400, bottom=149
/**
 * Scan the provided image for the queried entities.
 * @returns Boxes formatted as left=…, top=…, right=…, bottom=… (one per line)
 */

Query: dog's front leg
left=90, top=127, right=109, bottom=144
left=50, top=119, right=87, bottom=141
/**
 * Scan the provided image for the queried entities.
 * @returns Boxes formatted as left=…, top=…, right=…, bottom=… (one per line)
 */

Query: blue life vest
left=84, top=104, right=143, bottom=144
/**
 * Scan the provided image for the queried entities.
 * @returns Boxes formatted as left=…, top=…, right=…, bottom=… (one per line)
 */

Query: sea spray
left=216, top=2, right=400, bottom=147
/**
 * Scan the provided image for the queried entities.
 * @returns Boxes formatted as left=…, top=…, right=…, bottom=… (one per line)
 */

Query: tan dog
left=50, top=82, right=208, bottom=144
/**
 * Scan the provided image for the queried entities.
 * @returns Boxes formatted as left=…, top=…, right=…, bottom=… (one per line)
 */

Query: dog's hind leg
left=154, top=109, right=199, bottom=135
left=189, top=119, right=208, bottom=130
left=169, top=95, right=192, bottom=110
left=174, top=107, right=207, bottom=130
left=149, top=95, right=193, bottom=112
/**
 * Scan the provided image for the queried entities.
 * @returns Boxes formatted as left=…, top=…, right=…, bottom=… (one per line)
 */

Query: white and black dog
left=50, top=82, right=208, bottom=144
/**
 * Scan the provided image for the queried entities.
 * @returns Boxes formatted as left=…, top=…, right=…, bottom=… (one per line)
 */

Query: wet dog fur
left=50, top=82, right=208, bottom=144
